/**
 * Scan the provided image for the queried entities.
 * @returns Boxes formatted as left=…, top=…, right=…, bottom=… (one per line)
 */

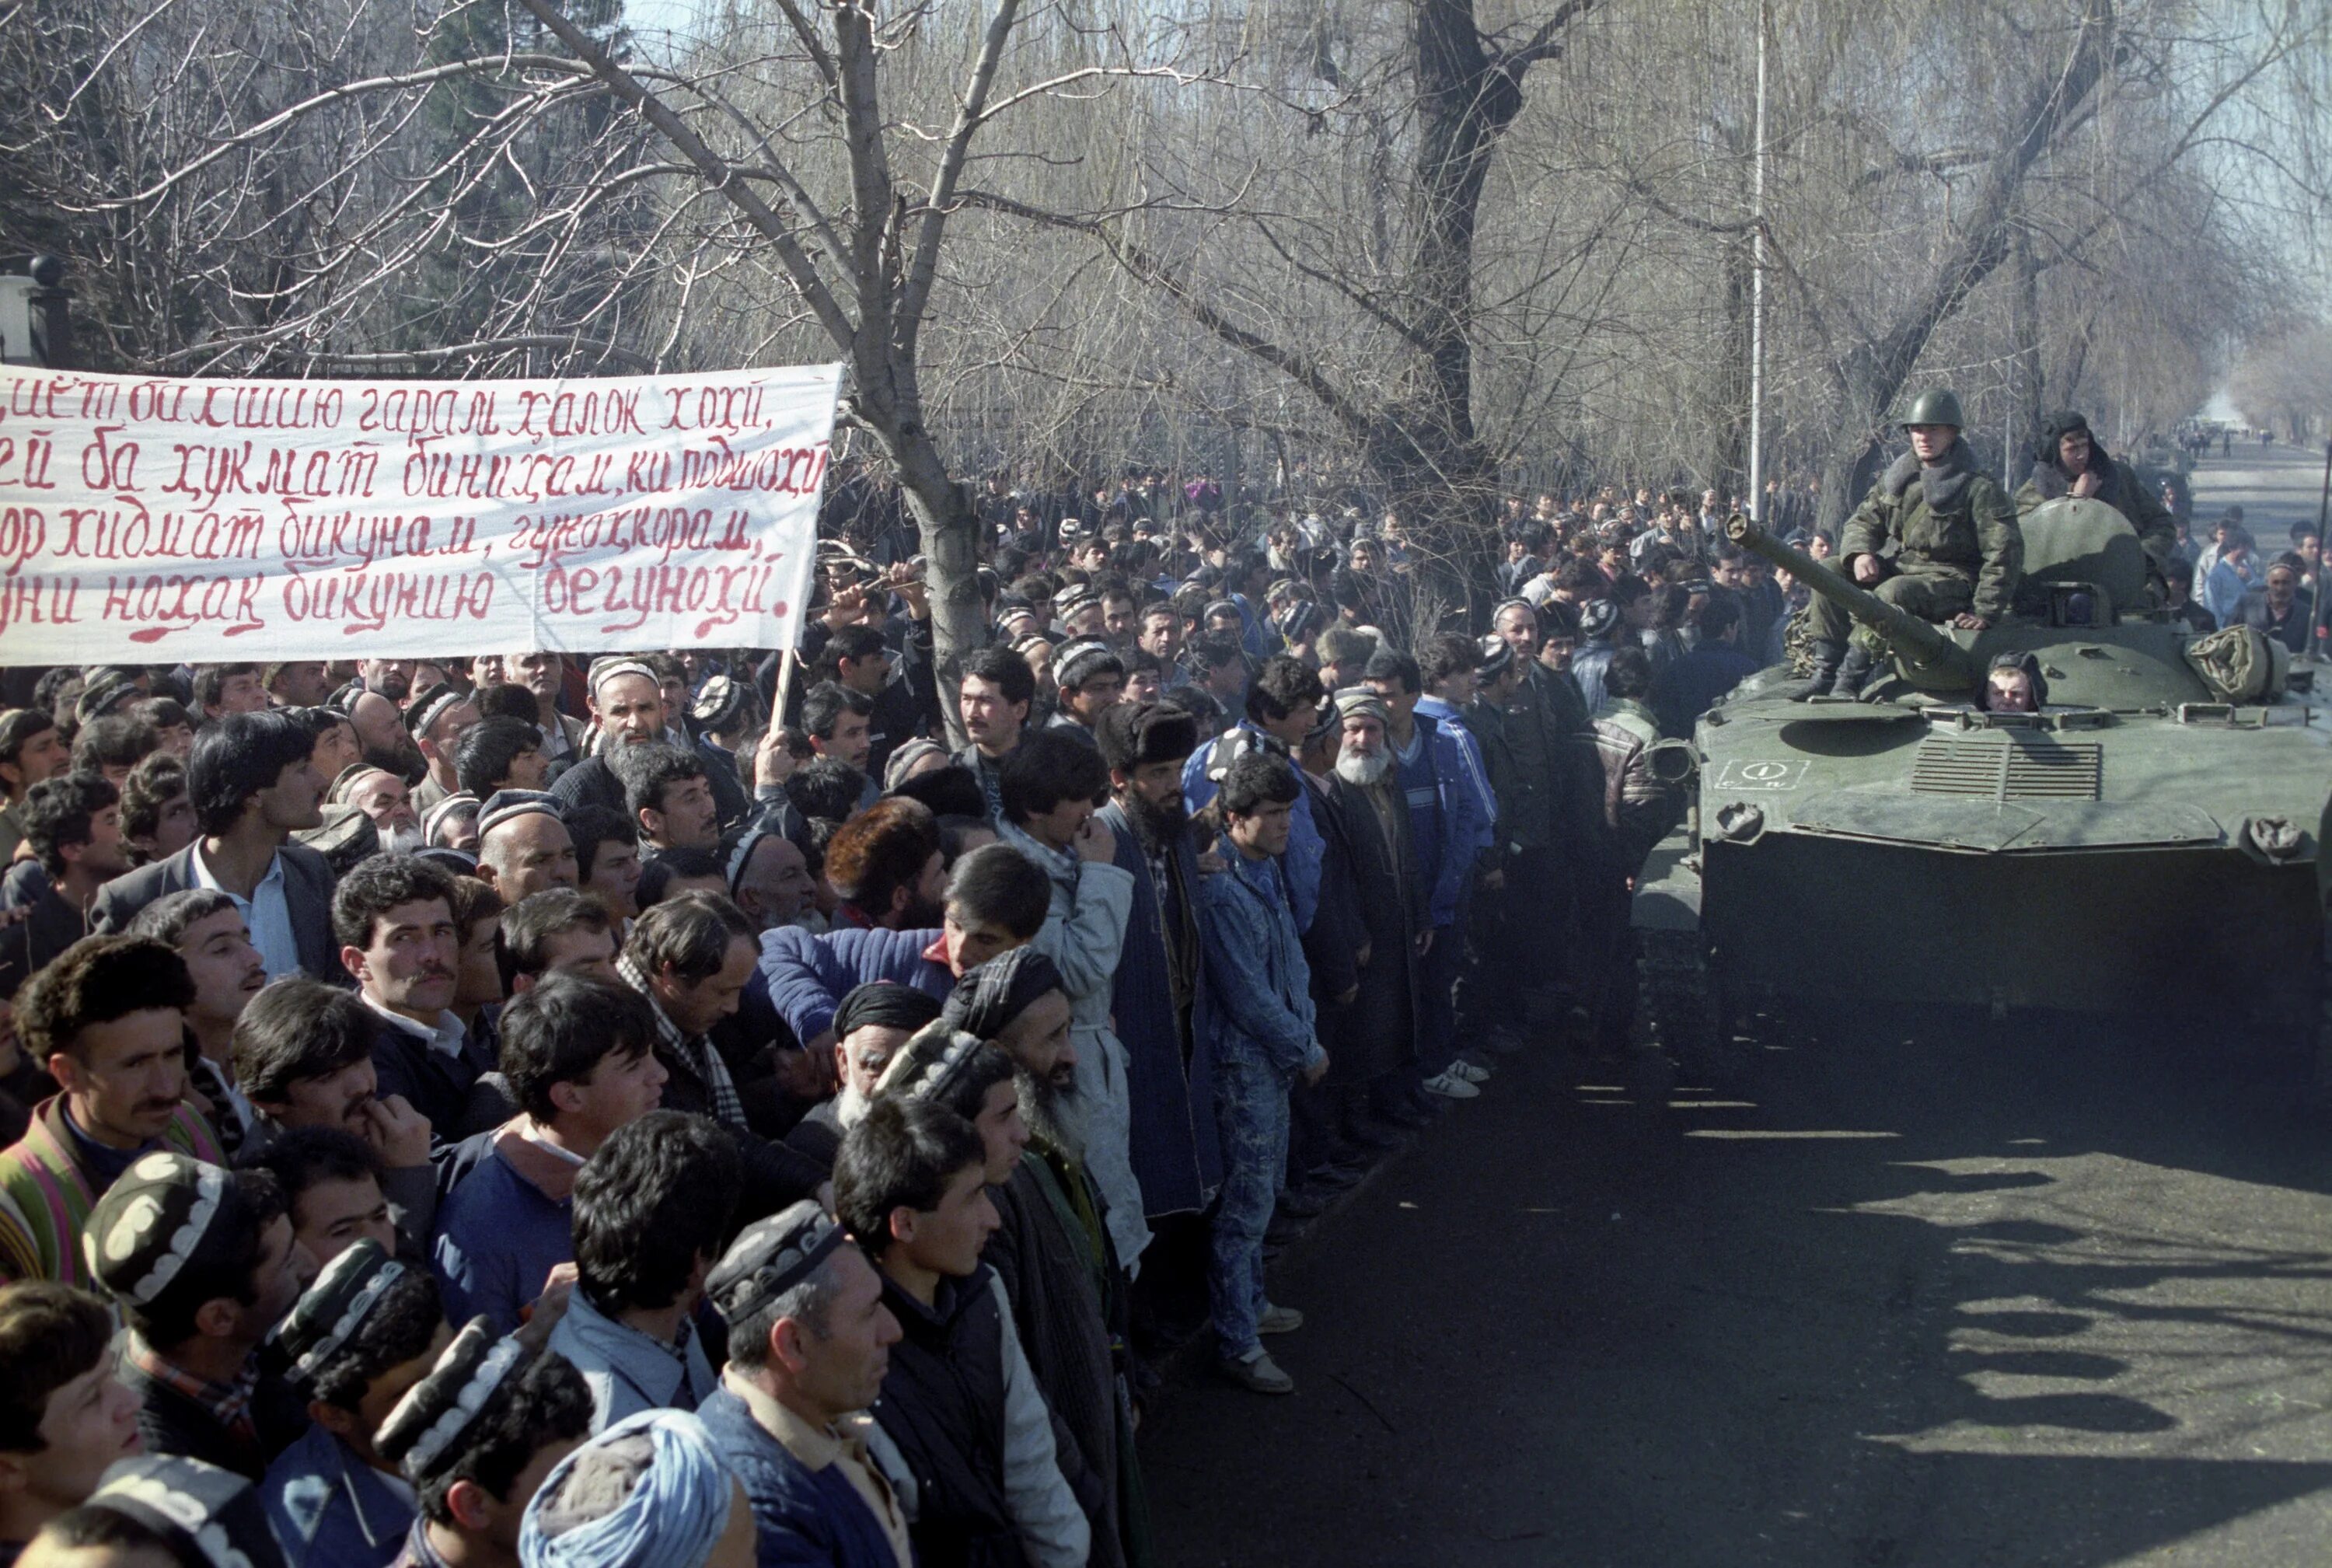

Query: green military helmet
left=1898, top=389, right=1965, bottom=429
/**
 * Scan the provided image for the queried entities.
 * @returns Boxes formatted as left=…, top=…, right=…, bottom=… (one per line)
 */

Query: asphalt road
left=1137, top=444, right=2332, bottom=1567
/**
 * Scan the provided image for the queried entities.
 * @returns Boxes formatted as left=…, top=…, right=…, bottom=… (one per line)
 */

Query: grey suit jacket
left=89, top=840, right=343, bottom=982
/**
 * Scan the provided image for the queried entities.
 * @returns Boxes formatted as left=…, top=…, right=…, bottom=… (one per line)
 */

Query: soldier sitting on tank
left=1804, top=389, right=2023, bottom=697
left=2013, top=410, right=2179, bottom=581
left=1979, top=651, right=2049, bottom=714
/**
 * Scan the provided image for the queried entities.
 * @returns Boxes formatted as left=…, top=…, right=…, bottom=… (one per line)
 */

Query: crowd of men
left=0, top=393, right=2278, bottom=1568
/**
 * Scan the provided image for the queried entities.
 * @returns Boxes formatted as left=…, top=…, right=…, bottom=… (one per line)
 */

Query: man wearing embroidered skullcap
left=23, top=1454, right=287, bottom=1568
left=87, top=1154, right=315, bottom=1479
left=407, top=687, right=482, bottom=819
left=260, top=1241, right=450, bottom=1567
left=375, top=1320, right=592, bottom=1568
left=697, top=1201, right=911, bottom=1568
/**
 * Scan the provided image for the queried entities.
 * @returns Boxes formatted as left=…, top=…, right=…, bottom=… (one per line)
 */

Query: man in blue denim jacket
left=1195, top=752, right=1327, bottom=1396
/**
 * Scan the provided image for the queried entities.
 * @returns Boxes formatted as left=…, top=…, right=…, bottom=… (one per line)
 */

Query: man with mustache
left=0, top=936, right=225, bottom=1287
left=337, top=855, right=490, bottom=1142
left=550, top=662, right=672, bottom=820
left=782, top=983, right=944, bottom=1173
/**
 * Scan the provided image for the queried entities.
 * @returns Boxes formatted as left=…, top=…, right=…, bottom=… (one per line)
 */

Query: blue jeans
left=1208, top=1055, right=1290, bottom=1359
left=1412, top=878, right=1474, bottom=1077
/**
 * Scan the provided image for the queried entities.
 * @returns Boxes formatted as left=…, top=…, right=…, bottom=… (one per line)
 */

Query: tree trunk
left=1714, top=231, right=1754, bottom=493
left=2006, top=208, right=2044, bottom=483
left=1809, top=10, right=2112, bottom=536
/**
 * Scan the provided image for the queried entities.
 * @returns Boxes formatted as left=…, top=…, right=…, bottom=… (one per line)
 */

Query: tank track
left=1638, top=927, right=1754, bottom=1091
left=1639, top=927, right=1718, bottom=1074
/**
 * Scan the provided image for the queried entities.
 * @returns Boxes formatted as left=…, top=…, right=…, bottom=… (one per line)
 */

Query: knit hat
left=85, top=1455, right=288, bottom=1568
left=1276, top=601, right=1325, bottom=646
left=1331, top=686, right=1390, bottom=728
left=405, top=683, right=467, bottom=739
left=376, top=1318, right=532, bottom=1485
left=421, top=791, right=482, bottom=847
left=84, top=1151, right=233, bottom=1308
left=273, top=1240, right=408, bottom=1389
left=477, top=789, right=564, bottom=839
left=706, top=1200, right=849, bottom=1329
left=1052, top=638, right=1124, bottom=693
left=881, top=739, right=948, bottom=792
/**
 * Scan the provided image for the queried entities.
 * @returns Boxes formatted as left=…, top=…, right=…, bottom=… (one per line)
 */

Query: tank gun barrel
left=1725, top=514, right=1977, bottom=691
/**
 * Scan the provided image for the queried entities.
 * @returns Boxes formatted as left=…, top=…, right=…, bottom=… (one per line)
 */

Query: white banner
left=0, top=361, right=844, bottom=662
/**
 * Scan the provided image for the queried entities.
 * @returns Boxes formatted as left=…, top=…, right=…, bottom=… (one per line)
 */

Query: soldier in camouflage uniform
left=1804, top=389, right=2023, bottom=694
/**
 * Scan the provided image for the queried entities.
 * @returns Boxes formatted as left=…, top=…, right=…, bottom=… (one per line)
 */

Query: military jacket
left=1842, top=444, right=2023, bottom=621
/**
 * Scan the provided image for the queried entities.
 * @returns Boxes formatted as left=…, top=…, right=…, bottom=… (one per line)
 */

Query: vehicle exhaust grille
left=1910, top=737, right=2103, bottom=801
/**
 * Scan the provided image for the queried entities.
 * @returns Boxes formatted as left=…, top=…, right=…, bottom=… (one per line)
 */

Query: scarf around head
left=941, top=945, right=1065, bottom=1040
left=518, top=1409, right=732, bottom=1568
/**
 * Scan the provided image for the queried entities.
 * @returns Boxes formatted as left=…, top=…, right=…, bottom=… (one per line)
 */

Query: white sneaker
left=1451, top=1059, right=1492, bottom=1084
left=1422, top=1069, right=1481, bottom=1099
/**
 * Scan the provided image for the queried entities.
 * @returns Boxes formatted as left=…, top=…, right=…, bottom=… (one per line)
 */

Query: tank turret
left=1725, top=514, right=1977, bottom=693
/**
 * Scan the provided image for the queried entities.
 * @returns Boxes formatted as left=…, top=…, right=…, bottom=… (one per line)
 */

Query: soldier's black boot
left=1803, top=640, right=1845, bottom=697
left=1835, top=644, right=1876, bottom=699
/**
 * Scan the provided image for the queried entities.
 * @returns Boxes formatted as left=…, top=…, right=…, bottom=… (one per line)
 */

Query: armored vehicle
left=1633, top=499, right=2331, bottom=1084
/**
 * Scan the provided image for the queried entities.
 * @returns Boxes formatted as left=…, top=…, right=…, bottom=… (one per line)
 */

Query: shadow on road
left=1140, top=1004, right=2332, bottom=1566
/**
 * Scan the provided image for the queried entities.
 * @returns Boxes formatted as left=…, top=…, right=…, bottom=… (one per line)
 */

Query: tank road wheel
left=1639, top=928, right=1753, bottom=1094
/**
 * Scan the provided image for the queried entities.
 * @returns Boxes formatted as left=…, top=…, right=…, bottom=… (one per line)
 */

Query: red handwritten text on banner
left=0, top=362, right=843, bottom=660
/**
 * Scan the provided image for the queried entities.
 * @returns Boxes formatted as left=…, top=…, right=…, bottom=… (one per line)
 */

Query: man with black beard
left=1319, top=687, right=1428, bottom=1140
left=1092, top=703, right=1217, bottom=1226
left=1094, top=702, right=1218, bottom=1353
left=898, top=981, right=1147, bottom=1568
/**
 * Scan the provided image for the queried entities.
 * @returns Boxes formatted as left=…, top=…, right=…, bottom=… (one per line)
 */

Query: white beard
left=836, top=1082, right=871, bottom=1130
left=1335, top=749, right=1391, bottom=787
left=382, top=822, right=426, bottom=855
